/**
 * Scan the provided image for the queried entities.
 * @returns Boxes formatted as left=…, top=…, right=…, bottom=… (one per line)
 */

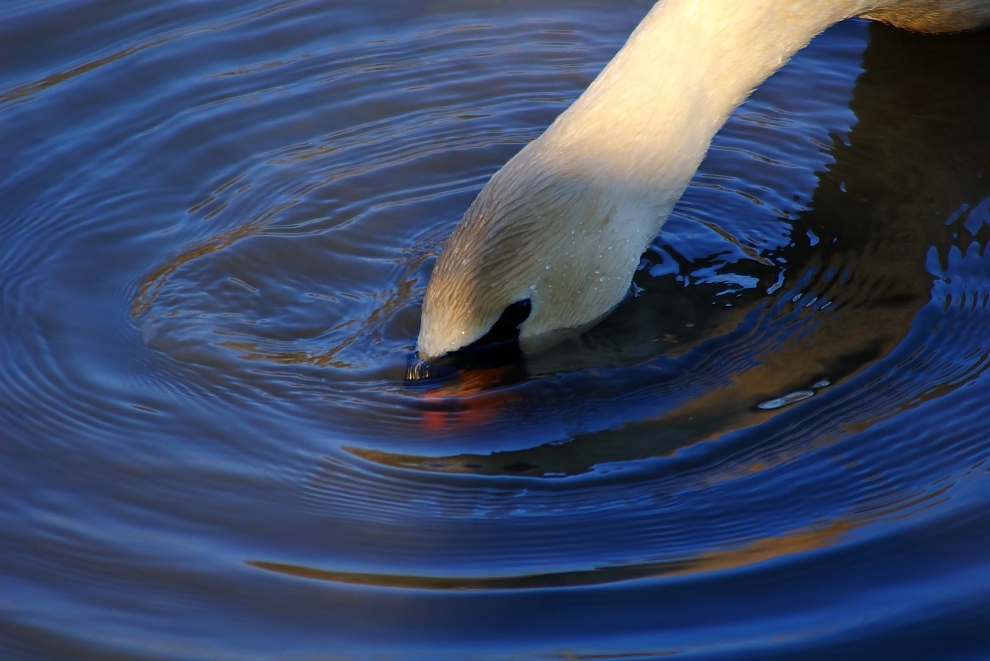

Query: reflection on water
left=251, top=480, right=945, bottom=590
left=2, top=1, right=990, bottom=659
left=368, top=23, right=990, bottom=477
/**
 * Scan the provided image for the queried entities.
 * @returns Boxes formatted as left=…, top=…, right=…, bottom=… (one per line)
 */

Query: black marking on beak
left=477, top=298, right=532, bottom=346
left=406, top=299, right=531, bottom=382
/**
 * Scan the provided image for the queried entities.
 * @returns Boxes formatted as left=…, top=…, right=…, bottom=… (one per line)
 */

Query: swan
left=417, top=0, right=990, bottom=361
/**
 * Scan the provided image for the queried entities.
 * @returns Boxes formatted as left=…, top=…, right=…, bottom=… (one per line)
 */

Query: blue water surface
left=2, top=1, right=990, bottom=659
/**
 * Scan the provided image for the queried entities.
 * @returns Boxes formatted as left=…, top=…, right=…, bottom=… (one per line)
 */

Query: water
left=3, top=1, right=990, bottom=658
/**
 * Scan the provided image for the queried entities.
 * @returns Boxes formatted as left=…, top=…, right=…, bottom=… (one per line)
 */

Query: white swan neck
left=417, top=0, right=990, bottom=360
left=539, top=0, right=872, bottom=194
left=417, top=0, right=879, bottom=359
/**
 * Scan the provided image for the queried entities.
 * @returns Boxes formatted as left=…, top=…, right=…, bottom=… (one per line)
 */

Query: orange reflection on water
left=245, top=515, right=854, bottom=591
left=420, top=364, right=521, bottom=430
left=247, top=481, right=949, bottom=590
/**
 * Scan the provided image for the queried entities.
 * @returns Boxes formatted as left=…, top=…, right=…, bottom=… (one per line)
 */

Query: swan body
left=417, top=0, right=990, bottom=361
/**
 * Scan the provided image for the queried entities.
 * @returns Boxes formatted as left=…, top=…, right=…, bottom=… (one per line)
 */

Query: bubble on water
left=758, top=390, right=815, bottom=410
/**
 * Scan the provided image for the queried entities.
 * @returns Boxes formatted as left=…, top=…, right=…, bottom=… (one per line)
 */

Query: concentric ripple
left=3, top=1, right=990, bottom=659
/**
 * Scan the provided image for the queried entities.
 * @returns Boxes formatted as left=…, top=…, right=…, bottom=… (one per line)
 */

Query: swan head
left=417, top=144, right=667, bottom=362
left=416, top=0, right=990, bottom=364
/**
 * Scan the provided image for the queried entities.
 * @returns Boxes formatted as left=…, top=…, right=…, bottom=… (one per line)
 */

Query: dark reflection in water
left=380, top=24, right=990, bottom=477
left=2, top=2, right=990, bottom=659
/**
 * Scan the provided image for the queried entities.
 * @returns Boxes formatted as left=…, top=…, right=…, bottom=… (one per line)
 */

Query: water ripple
left=3, top=2, right=990, bottom=659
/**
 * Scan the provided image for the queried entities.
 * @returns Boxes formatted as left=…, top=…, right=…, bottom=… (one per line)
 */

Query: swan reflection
left=388, top=24, right=990, bottom=477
